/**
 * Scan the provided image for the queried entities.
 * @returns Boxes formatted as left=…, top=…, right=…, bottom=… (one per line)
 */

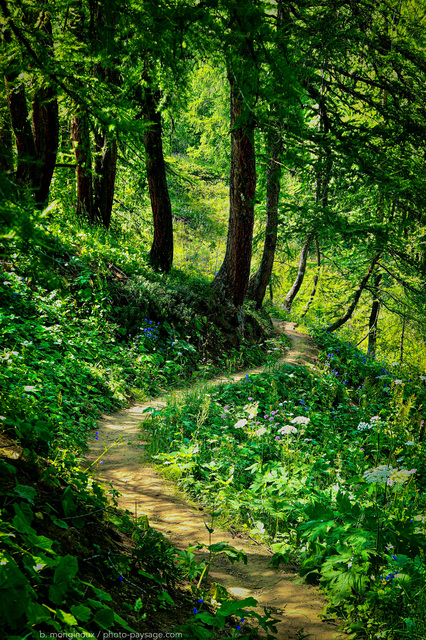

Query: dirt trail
left=86, top=321, right=343, bottom=640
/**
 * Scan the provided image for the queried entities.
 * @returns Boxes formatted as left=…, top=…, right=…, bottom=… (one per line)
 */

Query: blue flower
left=193, top=608, right=198, bottom=614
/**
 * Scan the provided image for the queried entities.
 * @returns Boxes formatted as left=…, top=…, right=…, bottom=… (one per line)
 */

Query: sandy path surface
left=86, top=321, right=344, bottom=640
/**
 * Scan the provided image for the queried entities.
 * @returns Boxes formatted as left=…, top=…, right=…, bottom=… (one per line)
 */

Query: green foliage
left=148, top=333, right=426, bottom=639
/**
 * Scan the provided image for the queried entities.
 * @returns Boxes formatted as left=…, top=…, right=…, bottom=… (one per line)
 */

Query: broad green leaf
left=70, top=604, right=92, bottom=622
left=93, top=606, right=115, bottom=629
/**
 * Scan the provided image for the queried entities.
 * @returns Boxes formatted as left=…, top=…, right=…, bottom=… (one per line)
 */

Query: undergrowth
left=147, top=329, right=426, bottom=640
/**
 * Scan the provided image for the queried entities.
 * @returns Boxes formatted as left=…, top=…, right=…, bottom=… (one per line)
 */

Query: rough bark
left=246, top=127, right=283, bottom=309
left=93, top=129, right=117, bottom=228
left=31, top=85, right=59, bottom=207
left=367, top=272, right=382, bottom=357
left=31, top=13, right=59, bottom=208
left=71, top=110, right=93, bottom=220
left=6, top=78, right=38, bottom=188
left=143, top=87, right=173, bottom=272
left=213, top=73, right=256, bottom=307
left=326, top=253, right=381, bottom=333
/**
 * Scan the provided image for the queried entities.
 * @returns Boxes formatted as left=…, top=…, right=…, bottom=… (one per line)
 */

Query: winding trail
left=86, top=321, right=344, bottom=640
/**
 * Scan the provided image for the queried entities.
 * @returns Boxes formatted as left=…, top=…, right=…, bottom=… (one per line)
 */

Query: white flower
left=291, top=416, right=310, bottom=425
left=248, top=412, right=255, bottom=419
left=370, top=416, right=381, bottom=423
left=278, top=425, right=298, bottom=435
left=363, top=465, right=394, bottom=484
left=24, top=386, right=36, bottom=392
left=357, top=422, right=371, bottom=431
left=405, top=441, right=414, bottom=446
left=387, top=468, right=416, bottom=487
left=420, top=376, right=426, bottom=381
left=390, top=362, right=399, bottom=367
left=255, top=427, right=267, bottom=437
left=394, top=380, right=403, bottom=385
left=234, top=419, right=247, bottom=429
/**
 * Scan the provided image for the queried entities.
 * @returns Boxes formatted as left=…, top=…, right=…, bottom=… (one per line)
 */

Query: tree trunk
left=71, top=110, right=93, bottom=220
left=367, top=272, right=382, bottom=357
left=213, top=72, right=256, bottom=307
left=301, top=236, right=321, bottom=317
left=283, top=234, right=313, bottom=311
left=31, top=13, right=59, bottom=208
left=326, top=253, right=381, bottom=333
left=5, top=78, right=38, bottom=188
left=31, top=85, right=59, bottom=207
left=143, top=87, right=173, bottom=272
left=93, top=129, right=117, bottom=228
left=246, top=126, right=282, bottom=309
left=0, top=82, right=13, bottom=172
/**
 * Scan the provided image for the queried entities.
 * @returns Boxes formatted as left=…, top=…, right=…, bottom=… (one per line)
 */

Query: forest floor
left=86, top=321, right=345, bottom=640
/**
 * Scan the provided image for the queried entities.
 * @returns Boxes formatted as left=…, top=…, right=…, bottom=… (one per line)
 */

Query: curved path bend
left=86, top=321, right=343, bottom=640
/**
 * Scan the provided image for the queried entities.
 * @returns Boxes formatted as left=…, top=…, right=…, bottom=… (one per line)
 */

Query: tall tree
left=143, top=84, right=173, bottom=272
left=246, top=125, right=283, bottom=309
left=213, top=2, right=260, bottom=308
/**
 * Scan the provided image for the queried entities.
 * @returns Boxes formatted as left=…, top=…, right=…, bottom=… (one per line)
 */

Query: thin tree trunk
left=301, top=236, right=321, bottom=317
left=0, top=82, right=13, bottom=172
left=93, top=129, right=117, bottom=228
left=246, top=126, right=282, bottom=309
left=71, top=110, right=93, bottom=220
left=143, top=87, right=173, bottom=272
left=326, top=254, right=381, bottom=333
left=367, top=272, right=382, bottom=357
left=399, top=316, right=405, bottom=366
left=213, top=72, right=256, bottom=307
left=284, top=234, right=313, bottom=311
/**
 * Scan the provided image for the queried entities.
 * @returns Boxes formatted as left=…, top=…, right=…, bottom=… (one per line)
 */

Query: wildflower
left=291, top=415, right=309, bottom=425
left=264, top=414, right=269, bottom=419
left=278, top=425, right=297, bottom=435
left=357, top=422, right=371, bottom=431
left=363, top=465, right=394, bottom=484
left=193, top=608, right=198, bottom=614
left=405, top=441, right=414, bottom=446
left=255, top=427, right=268, bottom=436
left=198, top=598, right=204, bottom=603
left=234, top=419, right=247, bottom=429
left=387, top=468, right=416, bottom=487
left=420, top=375, right=426, bottom=381
left=394, top=380, right=403, bottom=385
left=248, top=397, right=253, bottom=401
left=0, top=416, right=6, bottom=420
left=24, top=386, right=36, bottom=392
left=275, top=436, right=280, bottom=440
left=370, top=416, right=381, bottom=423
left=221, top=413, right=227, bottom=419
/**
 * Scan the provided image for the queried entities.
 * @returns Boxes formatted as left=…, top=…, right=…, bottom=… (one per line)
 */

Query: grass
left=146, top=327, right=426, bottom=639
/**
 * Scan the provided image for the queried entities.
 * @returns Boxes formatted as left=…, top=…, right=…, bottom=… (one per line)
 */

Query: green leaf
left=50, top=515, right=69, bottom=529
left=26, top=601, right=51, bottom=625
left=70, top=604, right=92, bottom=622
left=0, top=559, right=31, bottom=626
left=113, top=611, right=136, bottom=631
left=93, top=606, right=115, bottom=629
left=57, top=609, right=78, bottom=626
left=49, top=555, right=78, bottom=605
left=158, top=591, right=175, bottom=606
left=0, top=459, right=16, bottom=475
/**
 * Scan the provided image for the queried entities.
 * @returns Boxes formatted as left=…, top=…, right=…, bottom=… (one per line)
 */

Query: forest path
left=86, top=321, right=343, bottom=640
